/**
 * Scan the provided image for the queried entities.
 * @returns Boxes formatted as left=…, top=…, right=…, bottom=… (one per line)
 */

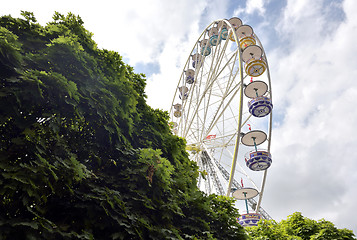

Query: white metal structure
left=169, top=17, right=273, bottom=220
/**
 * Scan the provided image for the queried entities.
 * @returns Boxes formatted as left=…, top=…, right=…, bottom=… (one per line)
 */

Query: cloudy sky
left=2, top=0, right=357, bottom=234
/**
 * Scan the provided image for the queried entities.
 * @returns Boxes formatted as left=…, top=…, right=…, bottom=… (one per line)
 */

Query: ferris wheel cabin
left=185, top=69, right=195, bottom=84
left=191, top=53, right=203, bottom=69
left=244, top=80, right=273, bottom=117
left=238, top=213, right=262, bottom=227
left=200, top=39, right=211, bottom=56
left=179, top=86, right=189, bottom=100
left=228, top=17, right=242, bottom=41
left=208, top=27, right=220, bottom=46
left=235, top=25, right=256, bottom=50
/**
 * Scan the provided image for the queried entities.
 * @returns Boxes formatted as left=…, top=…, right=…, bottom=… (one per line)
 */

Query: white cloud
left=246, top=0, right=266, bottom=15
left=264, top=0, right=357, bottom=233
left=0, top=0, right=208, bottom=66
left=233, top=0, right=266, bottom=17
left=144, top=1, right=231, bottom=110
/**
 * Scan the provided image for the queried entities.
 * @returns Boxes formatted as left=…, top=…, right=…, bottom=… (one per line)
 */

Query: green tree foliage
left=246, top=212, right=356, bottom=240
left=0, top=12, right=247, bottom=239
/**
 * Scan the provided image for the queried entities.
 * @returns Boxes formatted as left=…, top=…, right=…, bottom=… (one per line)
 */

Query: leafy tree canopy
left=246, top=212, right=356, bottom=240
left=0, top=11, right=247, bottom=239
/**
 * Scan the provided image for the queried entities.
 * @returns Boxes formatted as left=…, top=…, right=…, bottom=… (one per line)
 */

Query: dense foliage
left=246, top=212, right=356, bottom=240
left=0, top=12, right=247, bottom=239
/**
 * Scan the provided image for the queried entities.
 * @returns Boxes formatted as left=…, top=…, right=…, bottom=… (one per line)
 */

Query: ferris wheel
left=169, top=17, right=273, bottom=227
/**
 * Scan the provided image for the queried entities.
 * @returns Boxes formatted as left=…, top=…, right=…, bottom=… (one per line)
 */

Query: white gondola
left=228, top=17, right=243, bottom=41
left=179, top=86, right=189, bottom=100
left=242, top=45, right=267, bottom=77
left=173, top=103, right=182, bottom=111
left=200, top=39, right=211, bottom=56
left=241, top=130, right=272, bottom=170
left=174, top=111, right=182, bottom=118
left=209, top=27, right=220, bottom=46
left=217, top=20, right=229, bottom=40
left=236, top=25, right=256, bottom=50
left=185, top=69, right=195, bottom=84
left=191, top=53, right=203, bottom=69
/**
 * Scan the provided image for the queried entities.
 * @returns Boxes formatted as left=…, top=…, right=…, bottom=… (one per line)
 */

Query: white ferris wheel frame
left=169, top=18, right=273, bottom=217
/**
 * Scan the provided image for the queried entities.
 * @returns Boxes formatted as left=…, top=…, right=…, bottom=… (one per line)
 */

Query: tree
left=0, top=12, right=247, bottom=239
left=246, top=212, right=356, bottom=240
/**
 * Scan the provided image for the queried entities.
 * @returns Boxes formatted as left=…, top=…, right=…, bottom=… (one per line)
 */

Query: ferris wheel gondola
left=169, top=17, right=274, bottom=226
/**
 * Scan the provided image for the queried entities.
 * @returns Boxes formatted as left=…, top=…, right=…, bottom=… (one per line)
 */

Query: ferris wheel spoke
left=199, top=84, right=214, bottom=141
left=183, top=68, right=208, bottom=137
left=205, top=39, right=230, bottom=87
left=184, top=57, right=238, bottom=138
left=202, top=38, right=223, bottom=88
left=204, top=57, right=248, bottom=134
left=205, top=83, right=241, bottom=136
left=209, top=51, right=238, bottom=88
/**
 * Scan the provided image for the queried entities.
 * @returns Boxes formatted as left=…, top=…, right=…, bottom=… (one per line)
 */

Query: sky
left=2, top=0, right=357, bottom=234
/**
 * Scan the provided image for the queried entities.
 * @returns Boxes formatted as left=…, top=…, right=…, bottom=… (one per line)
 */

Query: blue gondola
left=200, top=39, right=211, bottom=56
left=245, top=150, right=272, bottom=171
left=238, top=213, right=261, bottom=227
left=179, top=86, right=189, bottom=100
left=179, top=92, right=188, bottom=100
left=201, top=45, right=211, bottom=56
left=192, top=53, right=203, bottom=68
left=185, top=69, right=195, bottom=84
left=217, top=20, right=229, bottom=41
left=248, top=96, right=273, bottom=117
left=209, top=27, right=220, bottom=46
left=220, top=28, right=228, bottom=40
left=210, top=35, right=219, bottom=46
